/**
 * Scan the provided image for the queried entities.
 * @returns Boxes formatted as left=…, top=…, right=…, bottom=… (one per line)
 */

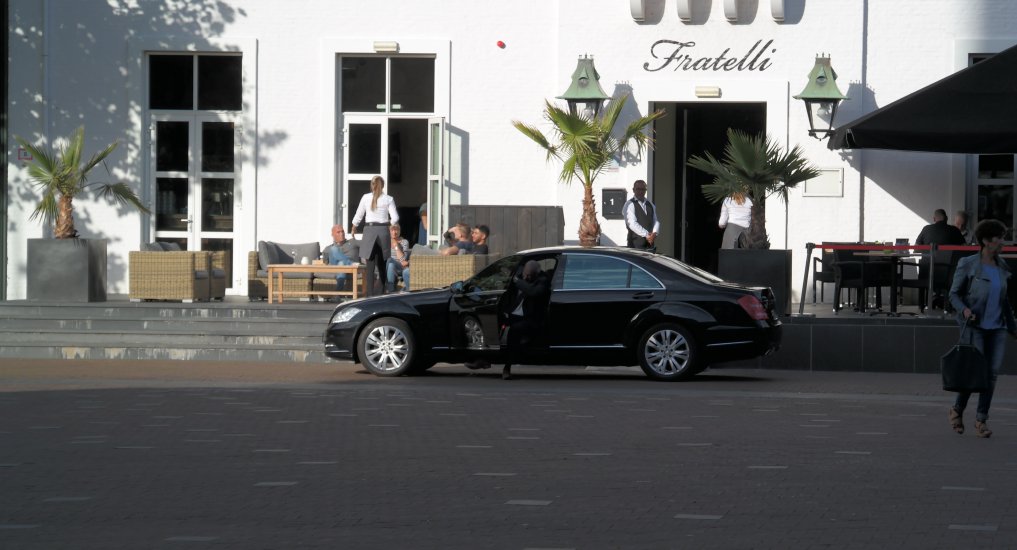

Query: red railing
left=798, top=242, right=1015, bottom=316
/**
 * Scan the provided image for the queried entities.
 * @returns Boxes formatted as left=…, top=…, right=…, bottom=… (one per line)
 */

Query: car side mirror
left=450, top=281, right=465, bottom=294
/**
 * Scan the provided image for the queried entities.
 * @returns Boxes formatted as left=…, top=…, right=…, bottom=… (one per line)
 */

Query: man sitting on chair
left=323, top=224, right=359, bottom=290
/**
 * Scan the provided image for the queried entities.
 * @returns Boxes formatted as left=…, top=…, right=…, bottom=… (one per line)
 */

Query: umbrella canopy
left=829, top=42, right=1017, bottom=153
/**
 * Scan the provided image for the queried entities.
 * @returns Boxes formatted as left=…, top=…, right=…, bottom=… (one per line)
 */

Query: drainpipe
left=857, top=0, right=868, bottom=242
left=42, top=0, right=50, bottom=147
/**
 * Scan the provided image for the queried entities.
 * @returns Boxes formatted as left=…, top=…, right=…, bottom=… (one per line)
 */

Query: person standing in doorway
left=719, top=191, right=753, bottom=249
left=623, top=180, right=659, bottom=251
left=948, top=219, right=1017, bottom=438
left=350, top=175, right=399, bottom=296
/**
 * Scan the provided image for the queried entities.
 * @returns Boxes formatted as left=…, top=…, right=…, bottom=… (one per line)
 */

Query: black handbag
left=941, top=322, right=990, bottom=393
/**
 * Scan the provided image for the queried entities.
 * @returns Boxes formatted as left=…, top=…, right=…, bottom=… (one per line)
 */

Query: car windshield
left=649, top=255, right=724, bottom=284
left=466, top=255, right=522, bottom=292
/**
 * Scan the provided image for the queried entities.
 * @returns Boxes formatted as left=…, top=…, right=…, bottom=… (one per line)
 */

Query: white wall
left=7, top=0, right=1017, bottom=300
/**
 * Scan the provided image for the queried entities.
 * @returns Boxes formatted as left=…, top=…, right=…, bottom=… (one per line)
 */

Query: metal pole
left=927, top=243, right=936, bottom=314
left=797, top=242, right=815, bottom=316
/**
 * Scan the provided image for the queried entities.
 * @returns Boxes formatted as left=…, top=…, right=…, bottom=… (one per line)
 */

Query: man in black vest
left=623, top=179, right=659, bottom=250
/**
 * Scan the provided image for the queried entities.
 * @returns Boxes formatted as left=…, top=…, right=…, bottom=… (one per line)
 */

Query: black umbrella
left=829, top=42, right=1017, bottom=153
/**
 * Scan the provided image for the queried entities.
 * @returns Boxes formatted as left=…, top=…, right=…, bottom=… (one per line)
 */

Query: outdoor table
left=852, top=251, right=921, bottom=317
left=267, top=263, right=365, bottom=304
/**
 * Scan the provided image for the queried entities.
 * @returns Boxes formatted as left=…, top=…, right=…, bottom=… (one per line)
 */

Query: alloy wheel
left=363, top=324, right=410, bottom=372
left=643, top=328, right=691, bottom=376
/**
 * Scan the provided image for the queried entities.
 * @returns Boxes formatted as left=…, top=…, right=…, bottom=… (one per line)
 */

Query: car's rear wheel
left=637, top=323, right=698, bottom=381
left=357, top=317, right=417, bottom=376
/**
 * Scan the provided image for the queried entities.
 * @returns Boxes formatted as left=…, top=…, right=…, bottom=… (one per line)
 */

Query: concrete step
left=0, top=316, right=324, bottom=333
left=0, top=329, right=323, bottom=347
left=0, top=301, right=337, bottom=320
left=0, top=342, right=336, bottom=363
left=0, top=299, right=344, bottom=363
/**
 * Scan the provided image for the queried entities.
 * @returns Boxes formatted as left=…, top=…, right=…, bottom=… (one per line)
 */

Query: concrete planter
left=718, top=248, right=793, bottom=316
left=27, top=238, right=107, bottom=302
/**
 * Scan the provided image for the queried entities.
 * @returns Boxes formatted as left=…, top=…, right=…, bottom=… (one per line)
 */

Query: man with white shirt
left=623, top=180, right=660, bottom=251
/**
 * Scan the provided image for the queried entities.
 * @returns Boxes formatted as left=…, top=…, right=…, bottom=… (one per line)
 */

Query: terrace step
left=0, top=299, right=343, bottom=364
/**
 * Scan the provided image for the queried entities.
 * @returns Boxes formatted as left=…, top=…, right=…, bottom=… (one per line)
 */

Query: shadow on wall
left=610, top=83, right=656, bottom=168
left=834, top=81, right=950, bottom=230
left=9, top=0, right=290, bottom=292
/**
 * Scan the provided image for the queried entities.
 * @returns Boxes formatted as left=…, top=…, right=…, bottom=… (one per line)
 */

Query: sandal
left=949, top=407, right=964, bottom=434
left=975, top=421, right=992, bottom=438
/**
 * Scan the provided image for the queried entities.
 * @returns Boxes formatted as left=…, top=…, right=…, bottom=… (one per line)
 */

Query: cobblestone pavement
left=1, top=360, right=1016, bottom=549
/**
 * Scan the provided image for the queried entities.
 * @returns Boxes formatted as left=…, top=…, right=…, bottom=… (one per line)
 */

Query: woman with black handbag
left=948, top=219, right=1017, bottom=438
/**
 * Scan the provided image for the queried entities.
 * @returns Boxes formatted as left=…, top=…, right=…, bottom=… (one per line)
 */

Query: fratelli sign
left=643, top=39, right=776, bottom=72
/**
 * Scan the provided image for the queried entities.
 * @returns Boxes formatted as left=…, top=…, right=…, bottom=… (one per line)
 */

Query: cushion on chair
left=160, top=242, right=182, bottom=251
left=257, top=241, right=322, bottom=269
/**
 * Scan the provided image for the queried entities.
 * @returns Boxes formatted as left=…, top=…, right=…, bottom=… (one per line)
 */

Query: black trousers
left=363, top=243, right=387, bottom=297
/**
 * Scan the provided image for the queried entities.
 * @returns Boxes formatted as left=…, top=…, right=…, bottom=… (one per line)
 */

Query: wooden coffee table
left=267, top=264, right=366, bottom=304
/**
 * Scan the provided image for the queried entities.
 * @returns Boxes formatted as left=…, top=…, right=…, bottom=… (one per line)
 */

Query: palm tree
left=687, top=129, right=820, bottom=249
left=16, top=126, right=149, bottom=239
left=512, top=94, right=664, bottom=247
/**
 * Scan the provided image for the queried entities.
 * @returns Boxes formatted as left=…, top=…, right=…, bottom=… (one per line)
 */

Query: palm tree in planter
left=687, top=129, right=819, bottom=249
left=16, top=126, right=148, bottom=239
left=687, top=129, right=819, bottom=315
left=512, top=94, right=664, bottom=247
left=15, top=126, right=149, bottom=301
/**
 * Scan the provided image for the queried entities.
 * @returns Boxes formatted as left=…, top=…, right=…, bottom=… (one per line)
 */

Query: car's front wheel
left=357, top=317, right=417, bottom=376
left=637, top=323, right=698, bottom=381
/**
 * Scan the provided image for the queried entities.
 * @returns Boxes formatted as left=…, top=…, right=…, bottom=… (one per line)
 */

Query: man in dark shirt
left=499, top=260, right=551, bottom=380
left=916, top=209, right=966, bottom=246
left=915, top=209, right=966, bottom=310
left=467, top=225, right=490, bottom=255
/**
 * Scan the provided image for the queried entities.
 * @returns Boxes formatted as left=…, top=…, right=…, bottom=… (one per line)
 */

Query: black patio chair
left=831, top=247, right=889, bottom=313
left=899, top=249, right=975, bottom=312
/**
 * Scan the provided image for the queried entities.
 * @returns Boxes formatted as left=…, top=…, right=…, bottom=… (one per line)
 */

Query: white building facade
left=6, top=0, right=1017, bottom=299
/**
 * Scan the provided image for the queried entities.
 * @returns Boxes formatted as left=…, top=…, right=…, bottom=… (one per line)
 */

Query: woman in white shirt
left=719, top=192, right=753, bottom=249
left=350, top=175, right=399, bottom=295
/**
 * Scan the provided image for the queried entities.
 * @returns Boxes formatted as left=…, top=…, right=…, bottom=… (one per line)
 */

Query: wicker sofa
left=129, top=242, right=226, bottom=302
left=409, top=254, right=499, bottom=290
left=247, top=241, right=321, bottom=300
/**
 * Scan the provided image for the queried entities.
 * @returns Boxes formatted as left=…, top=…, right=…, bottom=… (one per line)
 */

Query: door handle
left=632, top=291, right=655, bottom=300
left=179, top=218, right=192, bottom=223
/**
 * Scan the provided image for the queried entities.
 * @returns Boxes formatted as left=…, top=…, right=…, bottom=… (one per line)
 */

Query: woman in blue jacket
left=948, top=219, right=1017, bottom=438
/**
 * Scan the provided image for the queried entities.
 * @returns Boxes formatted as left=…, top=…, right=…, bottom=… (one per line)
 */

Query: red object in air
left=497, top=41, right=506, bottom=49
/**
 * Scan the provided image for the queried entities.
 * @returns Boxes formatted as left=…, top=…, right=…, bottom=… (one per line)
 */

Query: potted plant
left=16, top=126, right=149, bottom=301
left=512, top=94, right=664, bottom=247
left=687, top=129, right=820, bottom=314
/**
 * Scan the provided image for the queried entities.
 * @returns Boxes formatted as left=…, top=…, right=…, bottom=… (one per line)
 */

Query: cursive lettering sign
left=643, top=39, right=776, bottom=72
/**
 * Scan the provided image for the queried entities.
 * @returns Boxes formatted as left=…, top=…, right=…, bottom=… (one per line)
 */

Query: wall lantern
left=793, top=54, right=848, bottom=139
left=557, top=55, right=612, bottom=118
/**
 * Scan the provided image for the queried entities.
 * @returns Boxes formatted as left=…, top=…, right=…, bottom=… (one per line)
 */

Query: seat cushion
left=257, top=241, right=286, bottom=269
left=141, top=242, right=162, bottom=252
left=257, top=241, right=322, bottom=268
left=160, top=242, right=182, bottom=251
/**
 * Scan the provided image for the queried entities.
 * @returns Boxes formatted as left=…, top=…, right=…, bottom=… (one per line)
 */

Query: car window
left=650, top=255, right=723, bottom=284
left=467, top=255, right=521, bottom=291
left=561, top=254, right=662, bottom=290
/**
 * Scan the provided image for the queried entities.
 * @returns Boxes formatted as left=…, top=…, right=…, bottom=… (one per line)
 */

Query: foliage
left=15, top=126, right=149, bottom=239
left=687, top=129, right=820, bottom=249
left=513, top=94, right=664, bottom=246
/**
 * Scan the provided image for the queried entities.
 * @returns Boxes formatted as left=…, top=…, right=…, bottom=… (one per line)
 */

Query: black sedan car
left=323, top=247, right=781, bottom=381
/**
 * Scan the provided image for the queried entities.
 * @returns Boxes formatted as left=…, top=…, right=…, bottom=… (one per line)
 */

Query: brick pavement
left=1, top=360, right=1016, bottom=549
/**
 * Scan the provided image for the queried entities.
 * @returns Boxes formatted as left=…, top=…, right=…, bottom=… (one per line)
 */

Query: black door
left=673, top=102, right=766, bottom=274
left=449, top=255, right=522, bottom=351
left=547, top=253, right=665, bottom=349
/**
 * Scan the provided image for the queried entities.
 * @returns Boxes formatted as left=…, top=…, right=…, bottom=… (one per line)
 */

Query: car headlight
left=330, top=307, right=361, bottom=325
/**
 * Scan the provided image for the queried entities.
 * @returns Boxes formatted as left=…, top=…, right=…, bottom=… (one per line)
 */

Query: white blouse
left=351, top=193, right=399, bottom=226
left=719, top=197, right=752, bottom=229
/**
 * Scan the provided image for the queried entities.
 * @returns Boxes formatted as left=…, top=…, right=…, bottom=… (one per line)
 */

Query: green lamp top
left=794, top=55, right=848, bottom=101
left=557, top=55, right=611, bottom=102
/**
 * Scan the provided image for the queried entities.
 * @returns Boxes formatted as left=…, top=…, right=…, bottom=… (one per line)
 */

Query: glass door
left=151, top=114, right=241, bottom=285
left=426, top=117, right=446, bottom=248
left=342, top=116, right=388, bottom=229
left=971, top=154, right=1015, bottom=240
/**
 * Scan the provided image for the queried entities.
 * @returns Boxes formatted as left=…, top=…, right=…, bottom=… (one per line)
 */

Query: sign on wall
left=643, top=39, right=776, bottom=72
left=803, top=168, right=844, bottom=197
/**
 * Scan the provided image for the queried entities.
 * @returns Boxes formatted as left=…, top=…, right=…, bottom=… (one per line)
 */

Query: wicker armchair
left=129, top=251, right=213, bottom=302
left=409, top=254, right=498, bottom=290
left=209, top=251, right=228, bottom=300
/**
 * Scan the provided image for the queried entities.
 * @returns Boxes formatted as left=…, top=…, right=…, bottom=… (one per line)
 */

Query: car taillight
left=738, top=294, right=769, bottom=320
